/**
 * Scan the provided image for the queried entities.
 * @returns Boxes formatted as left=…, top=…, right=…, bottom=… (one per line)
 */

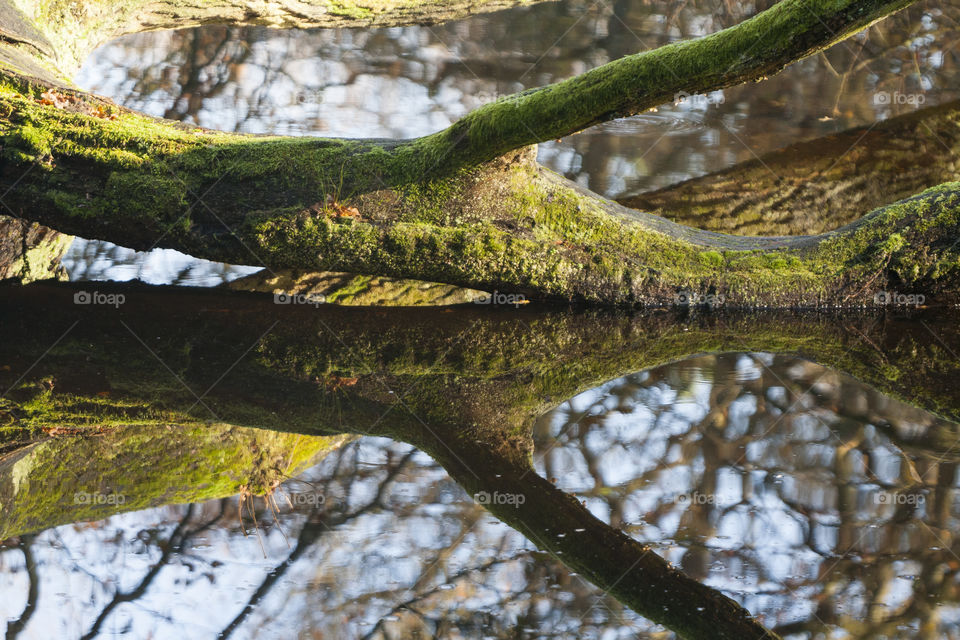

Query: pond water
left=3, top=1, right=960, bottom=639
left=2, top=287, right=959, bottom=640
left=5, top=349, right=960, bottom=639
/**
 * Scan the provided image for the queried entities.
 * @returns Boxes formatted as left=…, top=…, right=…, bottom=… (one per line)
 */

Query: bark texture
left=619, top=99, right=960, bottom=236
left=0, top=214, right=69, bottom=282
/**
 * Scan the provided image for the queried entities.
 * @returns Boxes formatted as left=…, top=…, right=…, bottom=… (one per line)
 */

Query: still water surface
left=5, top=342, right=960, bottom=639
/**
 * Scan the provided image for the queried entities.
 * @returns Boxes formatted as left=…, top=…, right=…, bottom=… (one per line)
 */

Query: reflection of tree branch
left=5, top=535, right=38, bottom=640
left=360, top=552, right=533, bottom=640
left=80, top=502, right=227, bottom=640
left=217, top=448, right=417, bottom=639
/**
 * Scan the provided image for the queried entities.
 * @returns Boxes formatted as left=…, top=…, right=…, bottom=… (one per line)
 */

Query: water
left=4, top=1, right=960, bottom=638
left=74, top=0, right=956, bottom=197
left=2, top=288, right=959, bottom=639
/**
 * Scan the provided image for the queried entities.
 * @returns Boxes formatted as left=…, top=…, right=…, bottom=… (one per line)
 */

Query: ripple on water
left=593, top=110, right=707, bottom=135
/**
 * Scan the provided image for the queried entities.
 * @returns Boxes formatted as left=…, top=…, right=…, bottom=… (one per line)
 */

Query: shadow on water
left=2, top=281, right=960, bottom=637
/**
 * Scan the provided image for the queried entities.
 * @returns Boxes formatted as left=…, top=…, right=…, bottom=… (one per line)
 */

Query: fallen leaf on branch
left=38, top=90, right=73, bottom=108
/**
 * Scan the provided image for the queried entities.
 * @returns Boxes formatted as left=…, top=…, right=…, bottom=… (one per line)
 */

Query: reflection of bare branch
left=539, top=351, right=960, bottom=636
left=360, top=551, right=533, bottom=640
left=217, top=448, right=417, bottom=639
left=80, top=502, right=227, bottom=640
left=5, top=535, right=38, bottom=640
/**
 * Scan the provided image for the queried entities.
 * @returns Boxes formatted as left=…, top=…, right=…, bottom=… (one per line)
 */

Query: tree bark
left=618, top=98, right=960, bottom=237
left=3, top=0, right=956, bottom=308
left=0, top=214, right=69, bottom=282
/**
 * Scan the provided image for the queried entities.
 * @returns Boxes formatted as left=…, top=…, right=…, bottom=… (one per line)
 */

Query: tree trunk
left=3, top=0, right=954, bottom=309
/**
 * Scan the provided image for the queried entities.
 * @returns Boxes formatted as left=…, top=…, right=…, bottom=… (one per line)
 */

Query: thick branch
left=423, top=0, right=920, bottom=166
left=3, top=0, right=957, bottom=307
left=618, top=99, right=960, bottom=236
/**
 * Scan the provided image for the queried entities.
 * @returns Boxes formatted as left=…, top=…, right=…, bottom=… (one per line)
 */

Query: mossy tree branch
left=4, top=0, right=959, bottom=307
left=420, top=0, right=920, bottom=167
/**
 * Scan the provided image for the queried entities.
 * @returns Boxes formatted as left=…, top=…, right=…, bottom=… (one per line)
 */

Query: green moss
left=2, top=66, right=959, bottom=308
left=0, top=417, right=352, bottom=538
left=5, top=122, right=53, bottom=161
left=325, top=0, right=375, bottom=19
left=699, top=250, right=725, bottom=268
left=324, top=274, right=374, bottom=302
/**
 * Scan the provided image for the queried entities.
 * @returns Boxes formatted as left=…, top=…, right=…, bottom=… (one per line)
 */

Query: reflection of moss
left=0, top=420, right=352, bottom=538
left=3, top=287, right=960, bottom=539
left=1, top=290, right=960, bottom=640
left=227, top=269, right=482, bottom=306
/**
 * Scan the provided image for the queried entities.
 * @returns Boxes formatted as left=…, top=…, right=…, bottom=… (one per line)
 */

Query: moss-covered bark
left=0, top=214, right=70, bottom=282
left=3, top=73, right=960, bottom=306
left=3, top=0, right=953, bottom=308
